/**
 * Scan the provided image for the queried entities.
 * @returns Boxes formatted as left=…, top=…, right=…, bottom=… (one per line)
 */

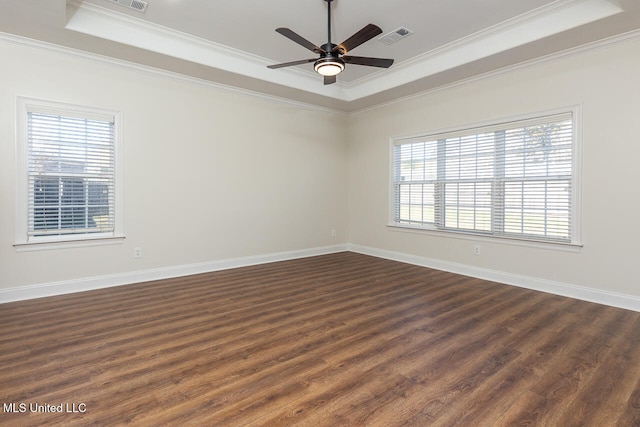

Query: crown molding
left=3, top=22, right=638, bottom=115
left=65, top=0, right=623, bottom=103
left=351, top=27, right=640, bottom=115
left=0, top=31, right=345, bottom=115
left=65, top=1, right=346, bottom=100
left=345, top=0, right=623, bottom=100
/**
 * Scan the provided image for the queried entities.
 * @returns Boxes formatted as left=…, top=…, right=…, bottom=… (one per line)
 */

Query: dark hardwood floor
left=1, top=252, right=640, bottom=426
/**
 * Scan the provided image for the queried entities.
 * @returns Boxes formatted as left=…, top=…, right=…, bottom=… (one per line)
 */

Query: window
left=391, top=110, right=580, bottom=245
left=16, top=98, right=123, bottom=247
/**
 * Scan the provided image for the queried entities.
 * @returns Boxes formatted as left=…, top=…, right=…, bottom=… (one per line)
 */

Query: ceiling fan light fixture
left=314, top=57, right=345, bottom=76
left=268, top=0, right=392, bottom=85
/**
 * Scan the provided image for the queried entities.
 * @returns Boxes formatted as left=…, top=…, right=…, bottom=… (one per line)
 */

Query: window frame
left=15, top=97, right=124, bottom=250
left=388, top=106, right=582, bottom=248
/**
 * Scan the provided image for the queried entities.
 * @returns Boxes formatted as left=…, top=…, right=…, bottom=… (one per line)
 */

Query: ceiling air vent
left=109, top=0, right=149, bottom=13
left=378, top=27, right=413, bottom=45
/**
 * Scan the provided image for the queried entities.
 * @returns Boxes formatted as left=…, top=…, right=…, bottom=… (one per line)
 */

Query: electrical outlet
left=134, top=247, right=143, bottom=258
left=331, top=229, right=337, bottom=238
left=473, top=244, right=481, bottom=256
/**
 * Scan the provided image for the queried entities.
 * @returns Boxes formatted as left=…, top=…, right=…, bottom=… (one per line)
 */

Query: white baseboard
left=348, top=244, right=640, bottom=312
left=0, top=244, right=349, bottom=304
left=4, top=243, right=639, bottom=313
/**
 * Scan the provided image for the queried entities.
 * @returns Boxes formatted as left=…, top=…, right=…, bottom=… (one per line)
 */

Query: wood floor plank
left=2, top=252, right=640, bottom=426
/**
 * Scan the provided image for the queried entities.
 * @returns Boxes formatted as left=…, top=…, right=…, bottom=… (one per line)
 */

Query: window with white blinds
left=392, top=111, right=578, bottom=244
left=21, top=101, right=119, bottom=242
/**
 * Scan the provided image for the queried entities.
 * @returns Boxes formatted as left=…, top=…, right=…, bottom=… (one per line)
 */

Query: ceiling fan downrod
left=325, top=0, right=333, bottom=49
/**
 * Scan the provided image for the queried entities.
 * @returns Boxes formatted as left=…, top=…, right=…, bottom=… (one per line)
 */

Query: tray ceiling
left=1, top=0, right=639, bottom=111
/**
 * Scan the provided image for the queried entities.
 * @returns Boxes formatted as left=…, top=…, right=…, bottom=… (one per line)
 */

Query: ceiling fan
left=267, top=0, right=394, bottom=85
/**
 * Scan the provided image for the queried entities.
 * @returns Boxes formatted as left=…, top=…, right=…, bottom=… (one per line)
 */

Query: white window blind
left=26, top=108, right=116, bottom=239
left=392, top=112, right=576, bottom=244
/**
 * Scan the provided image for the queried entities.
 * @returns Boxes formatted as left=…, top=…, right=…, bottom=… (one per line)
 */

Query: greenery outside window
left=391, top=109, right=580, bottom=245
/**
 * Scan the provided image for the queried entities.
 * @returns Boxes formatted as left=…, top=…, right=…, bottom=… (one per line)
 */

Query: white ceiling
left=1, top=0, right=639, bottom=111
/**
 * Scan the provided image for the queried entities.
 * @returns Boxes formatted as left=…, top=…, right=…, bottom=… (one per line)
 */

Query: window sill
left=387, top=224, right=582, bottom=253
left=14, top=235, right=126, bottom=252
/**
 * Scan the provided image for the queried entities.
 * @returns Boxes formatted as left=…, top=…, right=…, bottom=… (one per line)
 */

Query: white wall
left=3, top=34, right=640, bottom=308
left=347, top=36, right=640, bottom=302
left=0, top=38, right=348, bottom=293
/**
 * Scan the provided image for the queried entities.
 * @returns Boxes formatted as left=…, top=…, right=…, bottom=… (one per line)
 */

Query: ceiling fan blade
left=333, top=24, right=383, bottom=54
left=267, top=58, right=317, bottom=69
left=324, top=75, right=337, bottom=85
left=275, top=28, right=325, bottom=54
left=342, top=56, right=394, bottom=68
